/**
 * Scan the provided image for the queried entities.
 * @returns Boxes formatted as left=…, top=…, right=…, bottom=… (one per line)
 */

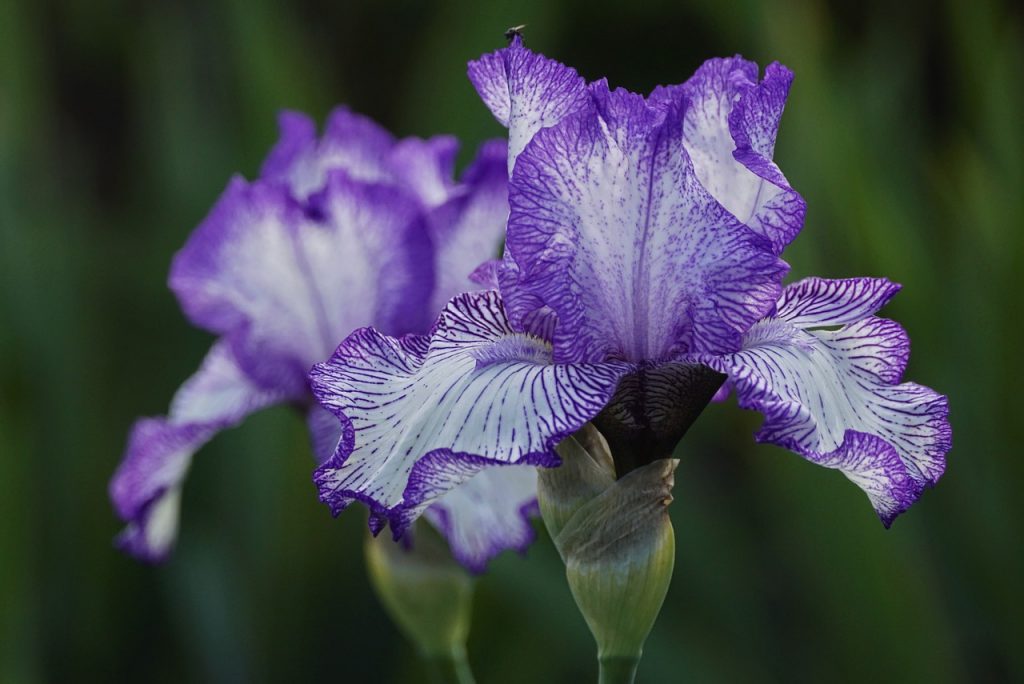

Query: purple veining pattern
left=660, top=57, right=806, bottom=255
left=694, top=277, right=951, bottom=523
left=311, top=39, right=950, bottom=536
left=468, top=35, right=590, bottom=174
left=109, top=108, right=522, bottom=568
left=309, top=290, right=629, bottom=568
left=503, top=82, right=788, bottom=364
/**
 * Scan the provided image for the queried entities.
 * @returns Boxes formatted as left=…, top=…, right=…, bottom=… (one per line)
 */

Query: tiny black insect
left=504, top=24, right=527, bottom=42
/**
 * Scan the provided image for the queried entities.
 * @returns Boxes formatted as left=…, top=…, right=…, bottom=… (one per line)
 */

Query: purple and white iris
left=310, top=38, right=951, bottom=546
left=109, top=107, right=540, bottom=571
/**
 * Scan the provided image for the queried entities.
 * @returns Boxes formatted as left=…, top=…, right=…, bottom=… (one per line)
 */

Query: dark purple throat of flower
left=594, top=363, right=726, bottom=476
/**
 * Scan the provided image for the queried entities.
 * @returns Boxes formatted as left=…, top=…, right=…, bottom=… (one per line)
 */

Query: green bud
left=364, top=521, right=476, bottom=683
left=539, top=425, right=677, bottom=683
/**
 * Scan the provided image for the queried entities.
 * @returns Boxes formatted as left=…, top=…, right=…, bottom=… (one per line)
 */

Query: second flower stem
left=598, top=655, right=641, bottom=684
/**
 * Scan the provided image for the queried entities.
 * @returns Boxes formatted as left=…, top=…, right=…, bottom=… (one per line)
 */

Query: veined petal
left=468, top=36, right=590, bottom=174
left=660, top=57, right=805, bottom=254
left=698, top=278, right=951, bottom=524
left=426, top=139, right=509, bottom=315
left=422, top=466, right=539, bottom=573
left=261, top=107, right=458, bottom=208
left=773, top=276, right=902, bottom=327
left=109, top=341, right=285, bottom=561
left=170, top=176, right=433, bottom=394
left=309, top=290, right=628, bottom=539
left=503, top=82, right=788, bottom=364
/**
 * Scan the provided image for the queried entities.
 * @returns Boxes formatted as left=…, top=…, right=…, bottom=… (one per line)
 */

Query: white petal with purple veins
left=698, top=278, right=951, bottom=524
left=772, top=276, right=901, bottom=327
left=664, top=58, right=805, bottom=253
left=503, top=83, right=787, bottom=363
left=310, top=290, right=628, bottom=538
left=468, top=36, right=590, bottom=174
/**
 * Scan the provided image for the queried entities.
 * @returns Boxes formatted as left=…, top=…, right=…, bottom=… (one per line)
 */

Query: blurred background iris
left=1, top=0, right=1022, bottom=681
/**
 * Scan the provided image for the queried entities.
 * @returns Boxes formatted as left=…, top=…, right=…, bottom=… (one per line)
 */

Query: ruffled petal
left=426, top=139, right=509, bottom=314
left=422, top=465, right=539, bottom=573
left=109, top=341, right=285, bottom=561
left=389, top=135, right=459, bottom=209
left=261, top=108, right=394, bottom=199
left=169, top=176, right=434, bottom=394
left=698, top=278, right=951, bottom=524
left=660, top=57, right=805, bottom=254
left=309, top=290, right=628, bottom=539
left=773, top=276, right=902, bottom=327
left=468, top=36, right=590, bottom=174
left=503, top=82, right=788, bottom=364
left=261, top=107, right=458, bottom=208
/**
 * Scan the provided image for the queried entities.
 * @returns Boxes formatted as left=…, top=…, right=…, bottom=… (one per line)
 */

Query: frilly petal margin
left=260, top=107, right=458, bottom=209
left=503, top=81, right=788, bottom=364
left=655, top=57, right=805, bottom=254
left=309, top=290, right=629, bottom=555
left=109, top=341, right=286, bottom=561
left=422, top=466, right=539, bottom=573
left=696, top=277, right=951, bottom=525
left=468, top=35, right=590, bottom=174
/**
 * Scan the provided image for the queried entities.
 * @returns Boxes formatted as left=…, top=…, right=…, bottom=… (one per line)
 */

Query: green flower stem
left=424, top=646, right=476, bottom=684
left=598, top=656, right=641, bottom=684
left=364, top=522, right=477, bottom=684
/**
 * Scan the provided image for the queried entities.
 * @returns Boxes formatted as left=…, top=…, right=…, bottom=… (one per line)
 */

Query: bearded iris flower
left=311, top=37, right=950, bottom=595
left=108, top=106, right=539, bottom=573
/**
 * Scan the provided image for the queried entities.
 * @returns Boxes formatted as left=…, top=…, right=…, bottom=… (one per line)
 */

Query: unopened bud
left=539, top=425, right=677, bottom=682
left=364, top=521, right=475, bottom=682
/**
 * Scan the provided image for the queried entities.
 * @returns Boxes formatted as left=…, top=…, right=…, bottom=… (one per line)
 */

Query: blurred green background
left=2, top=0, right=1022, bottom=681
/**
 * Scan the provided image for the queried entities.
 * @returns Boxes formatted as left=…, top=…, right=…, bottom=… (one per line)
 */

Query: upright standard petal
left=110, top=341, right=285, bottom=561
left=169, top=175, right=434, bottom=395
left=503, top=83, right=788, bottom=364
left=426, top=139, right=509, bottom=314
left=698, top=277, right=951, bottom=524
left=261, top=107, right=458, bottom=208
left=468, top=36, right=590, bottom=174
left=659, top=57, right=805, bottom=254
left=310, top=290, right=628, bottom=540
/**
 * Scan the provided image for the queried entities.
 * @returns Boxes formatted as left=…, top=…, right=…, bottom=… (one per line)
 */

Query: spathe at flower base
left=539, top=426, right=677, bottom=683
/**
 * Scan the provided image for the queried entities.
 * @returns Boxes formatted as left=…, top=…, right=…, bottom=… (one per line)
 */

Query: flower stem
left=598, top=655, right=640, bottom=684
left=423, top=646, right=476, bottom=684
